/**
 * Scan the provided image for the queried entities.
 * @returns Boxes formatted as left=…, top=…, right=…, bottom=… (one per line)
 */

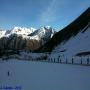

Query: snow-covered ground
left=5, top=52, right=48, bottom=61
left=0, top=59, right=90, bottom=90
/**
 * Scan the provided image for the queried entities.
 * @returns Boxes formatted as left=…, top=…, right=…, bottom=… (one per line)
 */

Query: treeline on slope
left=37, top=7, right=90, bottom=52
left=0, top=34, right=42, bottom=57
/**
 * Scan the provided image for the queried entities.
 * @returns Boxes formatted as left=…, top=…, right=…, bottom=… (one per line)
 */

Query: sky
left=0, top=0, right=90, bottom=31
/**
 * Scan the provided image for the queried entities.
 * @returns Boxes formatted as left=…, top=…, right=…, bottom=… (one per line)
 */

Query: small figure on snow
left=7, top=71, right=10, bottom=76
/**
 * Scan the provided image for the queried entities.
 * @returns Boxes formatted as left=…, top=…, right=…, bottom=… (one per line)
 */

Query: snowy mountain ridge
left=29, top=26, right=55, bottom=40
left=0, top=26, right=55, bottom=40
left=0, top=26, right=56, bottom=51
left=11, top=27, right=36, bottom=35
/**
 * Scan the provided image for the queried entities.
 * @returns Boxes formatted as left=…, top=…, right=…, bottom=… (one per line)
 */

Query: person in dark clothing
left=7, top=71, right=10, bottom=76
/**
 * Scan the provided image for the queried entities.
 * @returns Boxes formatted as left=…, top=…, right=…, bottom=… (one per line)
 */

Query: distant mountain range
left=0, top=7, right=90, bottom=58
left=38, top=7, right=90, bottom=57
left=0, top=26, right=56, bottom=52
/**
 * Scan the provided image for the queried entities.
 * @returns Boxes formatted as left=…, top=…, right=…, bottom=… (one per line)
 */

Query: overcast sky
left=0, top=0, right=90, bottom=30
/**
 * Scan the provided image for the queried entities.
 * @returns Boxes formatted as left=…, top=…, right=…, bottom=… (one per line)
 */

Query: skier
left=7, top=71, right=10, bottom=76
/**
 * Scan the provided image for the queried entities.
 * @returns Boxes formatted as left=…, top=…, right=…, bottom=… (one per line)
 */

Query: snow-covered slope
left=11, top=27, right=36, bottom=35
left=0, top=59, right=90, bottom=90
left=4, top=27, right=36, bottom=37
left=39, top=7, right=90, bottom=53
left=29, top=26, right=55, bottom=40
left=51, top=23, right=90, bottom=58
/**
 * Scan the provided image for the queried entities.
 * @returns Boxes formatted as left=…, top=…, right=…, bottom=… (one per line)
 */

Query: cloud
left=39, top=0, right=57, bottom=25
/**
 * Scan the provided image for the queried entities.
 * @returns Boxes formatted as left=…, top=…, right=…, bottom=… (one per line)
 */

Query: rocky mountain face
left=39, top=7, right=90, bottom=52
left=0, top=26, right=56, bottom=52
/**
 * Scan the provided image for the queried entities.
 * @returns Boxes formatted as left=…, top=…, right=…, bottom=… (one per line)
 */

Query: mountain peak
left=0, top=26, right=56, bottom=51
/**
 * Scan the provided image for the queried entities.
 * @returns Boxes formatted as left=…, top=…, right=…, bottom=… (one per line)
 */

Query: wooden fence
left=29, top=56, right=90, bottom=66
left=1, top=54, right=90, bottom=66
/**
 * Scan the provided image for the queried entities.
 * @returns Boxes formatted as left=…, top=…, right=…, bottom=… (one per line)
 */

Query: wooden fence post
left=54, top=58, right=55, bottom=63
left=81, top=57, right=82, bottom=65
left=72, top=57, right=74, bottom=64
left=87, top=57, right=89, bottom=65
left=58, top=57, right=59, bottom=63
left=58, top=56, right=60, bottom=63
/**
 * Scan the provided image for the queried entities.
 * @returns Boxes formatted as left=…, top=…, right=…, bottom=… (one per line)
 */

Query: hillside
left=0, top=26, right=55, bottom=55
left=49, top=23, right=90, bottom=59
left=39, top=7, right=90, bottom=52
